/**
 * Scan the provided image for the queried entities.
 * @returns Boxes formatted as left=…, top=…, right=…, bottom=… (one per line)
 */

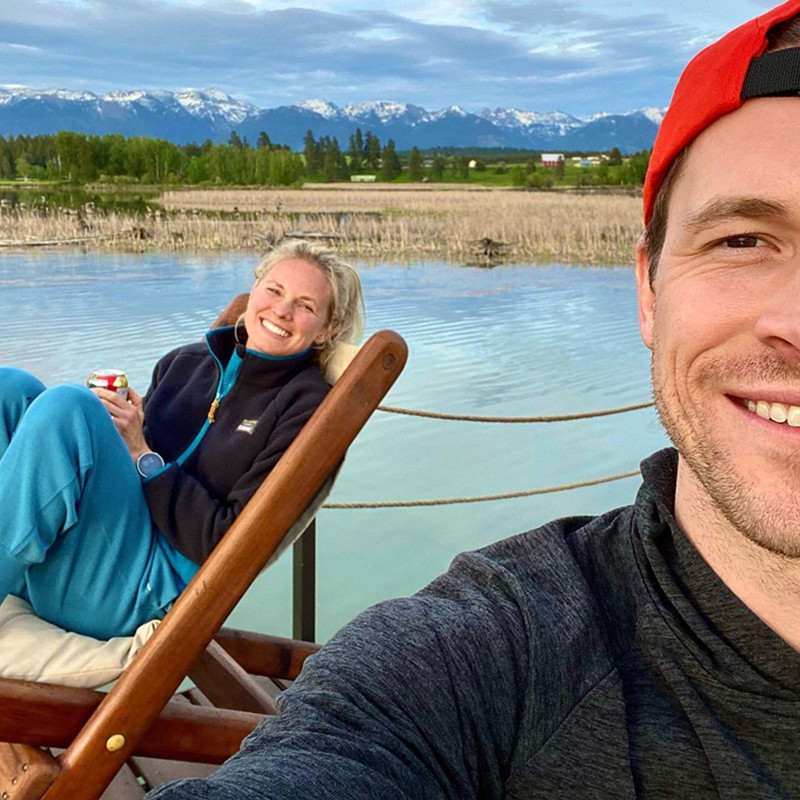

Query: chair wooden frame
left=0, top=295, right=407, bottom=799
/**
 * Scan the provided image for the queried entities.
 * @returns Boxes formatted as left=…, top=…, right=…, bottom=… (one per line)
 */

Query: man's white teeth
left=746, top=399, right=800, bottom=427
left=262, top=319, right=289, bottom=338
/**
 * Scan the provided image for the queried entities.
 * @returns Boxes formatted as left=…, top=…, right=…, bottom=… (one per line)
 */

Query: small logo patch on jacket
left=236, top=419, right=259, bottom=435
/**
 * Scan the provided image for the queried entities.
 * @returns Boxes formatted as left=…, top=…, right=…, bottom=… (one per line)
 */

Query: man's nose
left=754, top=270, right=800, bottom=360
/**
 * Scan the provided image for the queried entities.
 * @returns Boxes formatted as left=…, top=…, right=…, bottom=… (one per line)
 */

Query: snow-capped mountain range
left=0, top=87, right=665, bottom=152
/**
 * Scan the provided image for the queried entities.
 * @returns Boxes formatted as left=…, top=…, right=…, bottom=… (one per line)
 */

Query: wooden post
left=292, top=521, right=316, bottom=642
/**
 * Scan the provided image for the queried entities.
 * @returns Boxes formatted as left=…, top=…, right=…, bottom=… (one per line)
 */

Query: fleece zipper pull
left=206, top=348, right=243, bottom=424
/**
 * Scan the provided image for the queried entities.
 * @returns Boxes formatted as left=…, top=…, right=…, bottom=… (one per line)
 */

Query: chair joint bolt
left=106, top=734, right=126, bottom=752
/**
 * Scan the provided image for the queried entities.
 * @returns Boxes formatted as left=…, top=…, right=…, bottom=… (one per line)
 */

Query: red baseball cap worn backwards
left=644, top=0, right=800, bottom=224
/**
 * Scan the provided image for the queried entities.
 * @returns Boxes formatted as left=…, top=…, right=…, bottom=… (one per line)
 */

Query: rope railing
left=376, top=400, right=654, bottom=423
left=304, top=401, right=651, bottom=639
left=322, top=470, right=641, bottom=509
left=319, top=399, right=653, bottom=510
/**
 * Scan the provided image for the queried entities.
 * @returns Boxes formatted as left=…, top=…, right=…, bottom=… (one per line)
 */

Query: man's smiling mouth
left=743, top=398, right=800, bottom=427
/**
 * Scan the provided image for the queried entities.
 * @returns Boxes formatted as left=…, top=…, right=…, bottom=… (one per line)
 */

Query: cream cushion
left=324, top=341, right=359, bottom=384
left=0, top=595, right=158, bottom=688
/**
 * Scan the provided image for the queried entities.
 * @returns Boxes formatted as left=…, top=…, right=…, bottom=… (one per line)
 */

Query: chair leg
left=188, top=641, right=277, bottom=715
left=0, top=742, right=60, bottom=799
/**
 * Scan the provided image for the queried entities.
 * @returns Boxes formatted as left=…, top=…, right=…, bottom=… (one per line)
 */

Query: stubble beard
left=651, top=345, right=800, bottom=560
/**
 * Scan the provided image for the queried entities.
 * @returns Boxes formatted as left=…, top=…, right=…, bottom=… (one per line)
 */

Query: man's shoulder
left=304, top=507, right=637, bottom=768
left=465, top=505, right=635, bottom=597
left=404, top=505, right=633, bottom=645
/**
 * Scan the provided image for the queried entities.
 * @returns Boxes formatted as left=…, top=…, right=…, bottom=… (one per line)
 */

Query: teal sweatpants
left=0, top=367, right=188, bottom=638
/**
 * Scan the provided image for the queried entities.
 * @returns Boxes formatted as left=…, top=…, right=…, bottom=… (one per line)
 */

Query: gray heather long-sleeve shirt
left=149, top=448, right=800, bottom=799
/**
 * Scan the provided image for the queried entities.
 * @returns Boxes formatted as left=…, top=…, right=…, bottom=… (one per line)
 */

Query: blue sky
left=0, top=1, right=782, bottom=117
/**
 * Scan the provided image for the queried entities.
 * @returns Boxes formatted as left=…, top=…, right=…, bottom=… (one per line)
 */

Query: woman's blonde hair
left=252, top=239, right=365, bottom=369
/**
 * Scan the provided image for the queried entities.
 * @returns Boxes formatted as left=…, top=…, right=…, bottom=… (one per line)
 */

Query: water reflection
left=0, top=186, right=160, bottom=214
left=0, top=251, right=669, bottom=640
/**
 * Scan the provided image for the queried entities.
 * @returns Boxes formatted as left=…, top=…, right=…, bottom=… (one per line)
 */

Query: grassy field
left=0, top=185, right=645, bottom=266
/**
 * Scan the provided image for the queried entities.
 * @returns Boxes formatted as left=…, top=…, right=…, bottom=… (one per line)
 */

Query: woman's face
left=244, top=258, right=332, bottom=357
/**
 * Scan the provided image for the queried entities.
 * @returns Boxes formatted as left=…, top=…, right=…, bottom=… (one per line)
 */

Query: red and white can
left=87, top=368, right=129, bottom=398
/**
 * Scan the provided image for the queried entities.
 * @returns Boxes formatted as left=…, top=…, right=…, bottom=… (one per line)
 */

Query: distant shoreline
left=0, top=185, right=643, bottom=266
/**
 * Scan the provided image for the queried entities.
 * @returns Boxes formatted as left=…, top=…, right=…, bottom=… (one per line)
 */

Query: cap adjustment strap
left=742, top=46, right=800, bottom=99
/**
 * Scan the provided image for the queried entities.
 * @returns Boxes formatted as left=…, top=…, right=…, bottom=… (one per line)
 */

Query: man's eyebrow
left=682, top=197, right=792, bottom=233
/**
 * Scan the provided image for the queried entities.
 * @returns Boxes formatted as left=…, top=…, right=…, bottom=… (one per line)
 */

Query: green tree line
left=303, top=128, right=401, bottom=181
left=0, top=129, right=650, bottom=188
left=0, top=131, right=306, bottom=185
left=0, top=127, right=406, bottom=186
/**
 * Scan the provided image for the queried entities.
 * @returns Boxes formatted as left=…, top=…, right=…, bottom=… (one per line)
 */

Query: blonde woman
left=0, top=240, right=364, bottom=639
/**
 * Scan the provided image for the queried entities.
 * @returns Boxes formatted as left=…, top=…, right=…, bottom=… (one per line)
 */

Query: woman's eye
left=266, top=286, right=281, bottom=296
left=298, top=303, right=314, bottom=313
left=724, top=235, right=761, bottom=248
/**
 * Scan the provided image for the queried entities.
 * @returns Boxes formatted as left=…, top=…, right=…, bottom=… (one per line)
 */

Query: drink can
left=87, top=369, right=129, bottom=398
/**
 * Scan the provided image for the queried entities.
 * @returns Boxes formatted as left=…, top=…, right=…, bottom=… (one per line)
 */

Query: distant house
left=541, top=153, right=565, bottom=167
left=350, top=175, right=377, bottom=182
left=573, top=155, right=604, bottom=167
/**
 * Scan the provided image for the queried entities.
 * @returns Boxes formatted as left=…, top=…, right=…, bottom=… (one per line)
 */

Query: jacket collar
left=636, top=447, right=800, bottom=694
left=204, top=325, right=318, bottom=388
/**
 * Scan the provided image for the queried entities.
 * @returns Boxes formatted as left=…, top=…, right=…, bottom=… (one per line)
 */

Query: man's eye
left=724, top=235, right=761, bottom=248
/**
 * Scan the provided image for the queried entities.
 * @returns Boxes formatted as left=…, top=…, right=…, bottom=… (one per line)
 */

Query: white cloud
left=4, top=42, right=44, bottom=52
left=0, top=0, right=784, bottom=117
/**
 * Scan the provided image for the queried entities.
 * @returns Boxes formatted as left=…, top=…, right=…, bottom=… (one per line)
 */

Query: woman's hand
left=91, top=386, right=148, bottom=460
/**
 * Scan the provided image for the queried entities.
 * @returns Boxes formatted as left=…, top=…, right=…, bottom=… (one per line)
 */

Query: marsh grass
left=0, top=186, right=644, bottom=265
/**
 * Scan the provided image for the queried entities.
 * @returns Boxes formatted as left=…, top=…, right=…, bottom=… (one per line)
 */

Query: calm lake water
left=0, top=251, right=669, bottom=641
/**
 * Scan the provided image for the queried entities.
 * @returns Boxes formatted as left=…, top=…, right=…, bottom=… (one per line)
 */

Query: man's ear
left=635, top=237, right=655, bottom=350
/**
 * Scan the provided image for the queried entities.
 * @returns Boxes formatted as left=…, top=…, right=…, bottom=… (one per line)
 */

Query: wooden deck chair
left=0, top=293, right=407, bottom=800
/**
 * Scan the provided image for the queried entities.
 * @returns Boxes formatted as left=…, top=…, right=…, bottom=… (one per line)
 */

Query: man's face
left=637, top=98, right=800, bottom=557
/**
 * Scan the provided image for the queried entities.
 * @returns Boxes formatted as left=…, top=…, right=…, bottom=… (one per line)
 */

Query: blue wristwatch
left=136, top=451, right=165, bottom=479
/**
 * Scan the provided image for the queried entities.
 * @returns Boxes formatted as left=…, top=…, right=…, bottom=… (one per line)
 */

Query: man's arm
left=147, top=550, right=531, bottom=799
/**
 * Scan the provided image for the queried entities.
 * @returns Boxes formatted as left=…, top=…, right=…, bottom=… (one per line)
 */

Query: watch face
left=137, top=452, right=165, bottom=478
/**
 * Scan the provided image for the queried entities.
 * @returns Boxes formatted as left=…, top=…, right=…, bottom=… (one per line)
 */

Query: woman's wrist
left=135, top=451, right=166, bottom=479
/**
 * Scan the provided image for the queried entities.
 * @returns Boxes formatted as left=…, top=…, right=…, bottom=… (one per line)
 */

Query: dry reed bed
left=162, top=187, right=645, bottom=265
left=0, top=187, right=645, bottom=265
